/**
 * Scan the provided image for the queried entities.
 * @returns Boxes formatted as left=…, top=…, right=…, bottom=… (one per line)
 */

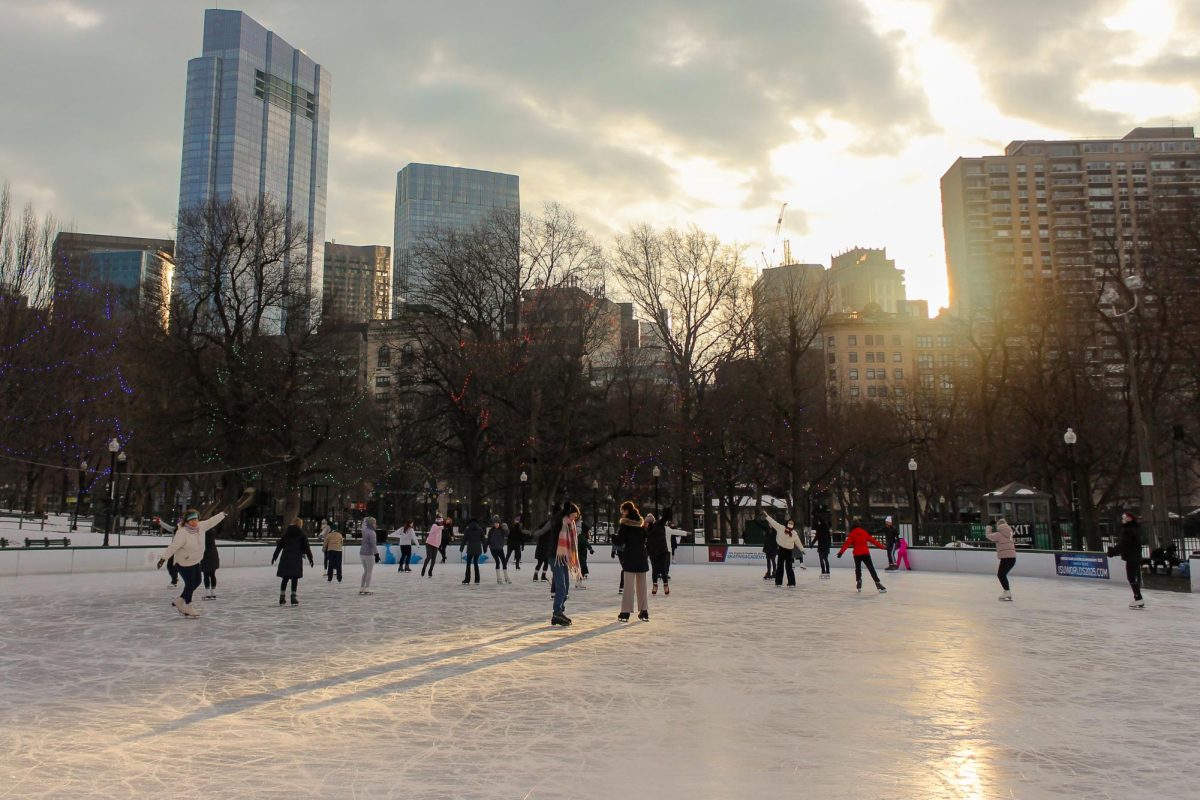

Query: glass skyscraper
left=177, top=9, right=331, bottom=329
left=392, top=163, right=519, bottom=312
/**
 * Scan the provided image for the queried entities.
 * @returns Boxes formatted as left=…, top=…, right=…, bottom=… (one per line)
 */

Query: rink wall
left=0, top=544, right=281, bottom=578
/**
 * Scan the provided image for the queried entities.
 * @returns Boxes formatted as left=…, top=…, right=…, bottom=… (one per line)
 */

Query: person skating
left=200, top=521, right=220, bottom=600
left=811, top=517, right=832, bottom=579
left=533, top=516, right=556, bottom=582
left=359, top=516, right=380, bottom=595
left=157, top=508, right=226, bottom=618
left=985, top=518, right=1016, bottom=600
left=764, top=514, right=802, bottom=587
left=762, top=519, right=778, bottom=580
left=460, top=517, right=485, bottom=585
left=318, top=517, right=332, bottom=573
left=878, top=516, right=899, bottom=570
left=1107, top=511, right=1145, bottom=609
left=550, top=503, right=582, bottom=626
left=895, top=535, right=911, bottom=571
left=648, top=508, right=680, bottom=596
left=487, top=515, right=511, bottom=584
left=323, top=523, right=344, bottom=582
left=422, top=517, right=443, bottom=577
left=439, top=517, right=453, bottom=563
left=506, top=516, right=524, bottom=570
left=394, top=520, right=418, bottom=573
left=577, top=522, right=595, bottom=588
left=611, top=530, right=627, bottom=594
left=271, top=518, right=314, bottom=606
left=616, top=501, right=651, bottom=621
left=837, top=520, right=887, bottom=593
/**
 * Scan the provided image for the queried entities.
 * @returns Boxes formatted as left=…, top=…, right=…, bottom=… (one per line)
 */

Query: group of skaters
left=156, top=498, right=1153, bottom=619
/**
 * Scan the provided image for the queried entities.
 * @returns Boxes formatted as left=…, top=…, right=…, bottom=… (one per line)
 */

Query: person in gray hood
left=487, top=515, right=511, bottom=584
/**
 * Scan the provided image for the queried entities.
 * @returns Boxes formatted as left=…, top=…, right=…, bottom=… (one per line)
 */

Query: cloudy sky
left=1, top=0, right=1197, bottom=309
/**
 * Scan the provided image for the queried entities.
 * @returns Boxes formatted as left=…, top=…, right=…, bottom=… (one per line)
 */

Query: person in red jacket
left=837, top=519, right=887, bottom=593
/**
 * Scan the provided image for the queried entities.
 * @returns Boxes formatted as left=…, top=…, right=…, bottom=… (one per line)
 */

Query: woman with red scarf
left=550, top=503, right=582, bottom=627
left=837, top=519, right=888, bottom=593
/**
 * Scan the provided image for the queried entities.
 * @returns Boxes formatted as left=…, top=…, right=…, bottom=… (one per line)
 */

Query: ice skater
left=811, top=517, right=832, bottom=579
left=895, top=535, right=911, bottom=571
left=359, top=516, right=380, bottom=595
left=422, top=517, right=443, bottom=577
left=837, top=519, right=887, bottom=593
left=323, top=523, right=344, bottom=582
left=1106, top=511, right=1145, bottom=609
left=577, top=521, right=595, bottom=586
left=764, top=514, right=802, bottom=587
left=394, top=520, right=418, bottom=572
left=506, top=516, right=524, bottom=570
left=649, top=508, right=679, bottom=595
left=319, top=517, right=333, bottom=572
left=612, top=528, right=627, bottom=594
left=879, top=516, right=899, bottom=570
left=487, top=515, right=511, bottom=584
left=550, top=503, right=582, bottom=626
left=200, top=520, right=220, bottom=600
left=533, top=515, right=555, bottom=582
left=271, top=518, right=314, bottom=606
left=439, top=517, right=453, bottom=563
left=762, top=521, right=778, bottom=580
left=985, top=518, right=1016, bottom=600
left=616, top=501, right=650, bottom=621
left=157, top=508, right=226, bottom=618
left=460, top=517, right=485, bottom=585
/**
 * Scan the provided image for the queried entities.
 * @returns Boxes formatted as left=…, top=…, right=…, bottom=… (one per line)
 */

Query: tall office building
left=392, top=163, right=519, bottom=311
left=828, top=247, right=907, bottom=314
left=177, top=9, right=331, bottom=329
left=322, top=243, right=391, bottom=325
left=52, top=232, right=175, bottom=314
left=942, top=126, right=1200, bottom=313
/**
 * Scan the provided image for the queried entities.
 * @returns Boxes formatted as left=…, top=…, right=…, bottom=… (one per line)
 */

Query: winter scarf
left=557, top=517, right=581, bottom=579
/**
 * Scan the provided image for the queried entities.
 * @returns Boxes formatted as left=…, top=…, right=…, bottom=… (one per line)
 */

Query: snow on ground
left=0, top=562, right=1197, bottom=799
left=0, top=513, right=172, bottom=546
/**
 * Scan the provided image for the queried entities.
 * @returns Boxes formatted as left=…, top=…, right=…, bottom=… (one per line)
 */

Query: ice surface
left=1, top=562, right=1198, bottom=799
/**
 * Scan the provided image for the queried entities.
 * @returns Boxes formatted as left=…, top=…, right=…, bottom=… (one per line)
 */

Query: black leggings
left=399, top=544, right=412, bottom=570
left=463, top=553, right=480, bottom=582
left=202, top=570, right=217, bottom=589
left=279, top=577, right=298, bottom=593
left=818, top=548, right=830, bottom=575
left=1125, top=560, right=1142, bottom=601
left=507, top=545, right=521, bottom=567
left=764, top=552, right=776, bottom=576
left=998, top=557, right=1016, bottom=590
left=535, top=558, right=549, bottom=574
left=651, top=552, right=671, bottom=584
left=491, top=547, right=508, bottom=569
left=421, top=545, right=438, bottom=575
left=775, top=549, right=796, bottom=585
left=854, top=553, right=880, bottom=584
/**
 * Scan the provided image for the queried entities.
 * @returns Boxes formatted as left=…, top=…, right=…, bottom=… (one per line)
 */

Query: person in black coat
left=647, top=509, right=673, bottom=595
left=577, top=522, right=596, bottom=582
left=616, top=501, right=650, bottom=622
left=761, top=518, right=779, bottom=581
left=272, top=520, right=314, bottom=606
left=877, top=516, right=899, bottom=569
left=534, top=517, right=555, bottom=582
left=1106, top=512, right=1145, bottom=609
left=200, top=527, right=221, bottom=600
left=459, top=518, right=485, bottom=584
left=810, top=517, right=832, bottom=578
left=506, top=518, right=525, bottom=570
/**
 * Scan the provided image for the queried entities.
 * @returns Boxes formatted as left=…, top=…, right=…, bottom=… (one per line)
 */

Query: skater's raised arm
left=762, top=514, right=785, bottom=535
left=195, top=511, right=227, bottom=534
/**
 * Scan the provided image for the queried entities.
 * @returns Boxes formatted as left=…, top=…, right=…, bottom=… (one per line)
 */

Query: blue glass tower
left=392, top=164, right=519, bottom=312
left=177, top=9, right=330, bottom=328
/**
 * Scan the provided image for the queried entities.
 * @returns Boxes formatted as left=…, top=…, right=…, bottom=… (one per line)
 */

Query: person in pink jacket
left=895, top=536, right=911, bottom=570
left=421, top=518, right=443, bottom=577
left=985, top=518, right=1017, bottom=601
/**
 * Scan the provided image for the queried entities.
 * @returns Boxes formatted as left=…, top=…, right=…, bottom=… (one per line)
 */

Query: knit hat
left=491, top=514, right=501, bottom=524
left=885, top=515, right=893, bottom=524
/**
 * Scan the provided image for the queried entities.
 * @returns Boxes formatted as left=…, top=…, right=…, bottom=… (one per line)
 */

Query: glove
left=374, top=553, right=380, bottom=563
left=836, top=552, right=843, bottom=559
left=156, top=559, right=164, bottom=569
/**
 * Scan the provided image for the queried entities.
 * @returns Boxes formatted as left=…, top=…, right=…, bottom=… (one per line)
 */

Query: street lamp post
left=908, top=458, right=920, bottom=545
left=520, top=471, right=528, bottom=524
left=102, top=438, right=119, bottom=547
left=801, top=482, right=811, bottom=530
left=652, top=466, right=661, bottom=515
left=115, top=451, right=127, bottom=547
left=71, top=460, right=88, bottom=532
left=591, top=479, right=599, bottom=532
left=1064, top=427, right=1082, bottom=550
left=1172, top=424, right=1185, bottom=531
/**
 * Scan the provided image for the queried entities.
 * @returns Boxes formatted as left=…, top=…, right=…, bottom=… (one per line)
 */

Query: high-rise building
left=52, top=232, right=175, bottom=313
left=322, top=243, right=391, bottom=326
left=392, top=163, right=519, bottom=312
left=177, top=9, right=331, bottom=328
left=942, top=126, right=1200, bottom=313
left=828, top=248, right=907, bottom=314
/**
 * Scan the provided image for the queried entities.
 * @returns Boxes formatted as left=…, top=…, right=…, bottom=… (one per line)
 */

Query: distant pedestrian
left=506, top=517, right=524, bottom=570
left=985, top=518, right=1016, bottom=600
left=1106, top=511, right=1145, bottom=609
left=421, top=518, right=443, bottom=578
left=811, top=517, right=832, bottom=579
left=359, top=516, right=380, bottom=595
left=271, top=518, right=313, bottom=606
left=837, top=519, right=887, bottom=594
left=157, top=508, right=226, bottom=618
left=615, top=501, right=650, bottom=622
left=323, top=523, right=344, bottom=582
left=487, top=515, right=511, bottom=584
left=460, top=518, right=485, bottom=585
left=394, top=520, right=418, bottom=572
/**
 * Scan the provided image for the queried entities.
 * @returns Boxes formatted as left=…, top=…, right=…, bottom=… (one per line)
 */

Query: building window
left=867, top=386, right=878, bottom=398
left=848, top=369, right=859, bottom=381
left=893, top=368, right=904, bottom=380
left=920, top=374, right=934, bottom=389
left=876, top=352, right=884, bottom=362
left=892, top=352, right=903, bottom=363
left=892, top=335, right=901, bottom=345
left=893, top=386, right=905, bottom=397
left=402, top=343, right=416, bottom=366
left=848, top=352, right=858, bottom=363
left=866, top=352, right=876, bottom=363
left=827, top=335, right=835, bottom=348
left=377, top=346, right=391, bottom=367
left=375, top=375, right=391, bottom=387
left=916, top=335, right=933, bottom=348
left=937, top=335, right=952, bottom=348
left=827, top=353, right=836, bottom=365
left=917, top=354, right=933, bottom=369
left=939, top=354, right=953, bottom=368
left=849, top=386, right=860, bottom=398
left=940, top=374, right=953, bottom=389
left=848, top=335, right=857, bottom=346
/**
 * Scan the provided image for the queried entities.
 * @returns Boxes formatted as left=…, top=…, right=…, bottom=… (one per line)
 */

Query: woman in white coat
left=763, top=514, right=802, bottom=587
left=157, top=508, right=226, bottom=617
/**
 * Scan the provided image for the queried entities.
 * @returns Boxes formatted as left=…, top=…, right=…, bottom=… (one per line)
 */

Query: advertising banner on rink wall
left=1054, top=552, right=1110, bottom=579
left=707, top=546, right=765, bottom=564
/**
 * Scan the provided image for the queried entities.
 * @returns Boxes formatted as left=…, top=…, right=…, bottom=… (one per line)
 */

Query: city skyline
left=1, top=0, right=1198, bottom=310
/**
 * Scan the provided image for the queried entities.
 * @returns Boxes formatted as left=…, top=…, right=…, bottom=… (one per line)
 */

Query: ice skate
left=171, top=597, right=188, bottom=616
left=279, top=593, right=286, bottom=605
left=617, top=612, right=630, bottom=622
left=999, top=590, right=1012, bottom=601
left=182, top=603, right=200, bottom=618
left=551, top=613, right=571, bottom=626
left=503, top=570, right=511, bottom=584
left=290, top=594, right=299, bottom=606
left=638, top=610, right=649, bottom=621
left=533, top=573, right=539, bottom=582
left=1129, top=599, right=1145, bottom=609
left=876, top=583, right=887, bottom=593
left=462, top=579, right=470, bottom=585
left=664, top=584, right=670, bottom=595
left=856, top=578, right=862, bottom=592
left=496, top=572, right=504, bottom=585
left=652, top=582, right=658, bottom=595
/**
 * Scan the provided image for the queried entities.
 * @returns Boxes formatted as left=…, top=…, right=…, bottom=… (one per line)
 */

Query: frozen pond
left=1, top=560, right=1197, bottom=799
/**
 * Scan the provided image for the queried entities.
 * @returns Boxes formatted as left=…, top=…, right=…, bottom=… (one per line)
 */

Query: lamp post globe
left=651, top=465, right=661, bottom=515
left=1064, top=427, right=1082, bottom=550
left=102, top=439, right=120, bottom=547
left=907, top=458, right=919, bottom=544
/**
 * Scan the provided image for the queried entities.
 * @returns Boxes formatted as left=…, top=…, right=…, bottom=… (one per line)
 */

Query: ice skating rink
left=1, top=561, right=1198, bottom=799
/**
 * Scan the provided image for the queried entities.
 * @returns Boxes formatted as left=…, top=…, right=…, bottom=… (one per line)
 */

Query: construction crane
left=765, top=202, right=788, bottom=269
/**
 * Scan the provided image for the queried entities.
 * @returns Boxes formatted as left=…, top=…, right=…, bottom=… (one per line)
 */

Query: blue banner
left=1054, top=552, right=1110, bottom=579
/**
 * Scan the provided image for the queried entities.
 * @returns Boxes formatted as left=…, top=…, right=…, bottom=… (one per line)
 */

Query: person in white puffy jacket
left=763, top=514, right=802, bottom=587
left=393, top=521, right=419, bottom=573
left=157, top=508, right=226, bottom=618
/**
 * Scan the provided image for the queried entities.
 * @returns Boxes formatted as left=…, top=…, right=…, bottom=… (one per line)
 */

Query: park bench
left=0, top=537, right=9, bottom=548
left=24, top=537, right=71, bottom=548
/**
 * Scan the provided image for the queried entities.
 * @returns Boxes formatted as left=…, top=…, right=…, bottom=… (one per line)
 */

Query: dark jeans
left=818, top=548, right=830, bottom=575
left=998, top=557, right=1016, bottom=590
left=490, top=547, right=508, bottom=569
left=326, top=550, right=343, bottom=581
left=399, top=545, right=413, bottom=570
left=464, top=553, right=480, bottom=583
left=580, top=552, right=590, bottom=576
left=764, top=551, right=776, bottom=576
left=854, top=553, right=881, bottom=584
left=775, top=549, right=795, bottom=586
left=166, top=556, right=179, bottom=584
left=507, top=545, right=521, bottom=568
left=202, top=570, right=217, bottom=589
left=177, top=564, right=201, bottom=603
left=887, top=541, right=898, bottom=567
left=280, top=576, right=298, bottom=593
left=421, top=545, right=439, bottom=575
left=1125, top=560, right=1142, bottom=601
left=439, top=541, right=448, bottom=562
left=651, top=552, right=671, bottom=584
left=551, top=560, right=570, bottom=615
